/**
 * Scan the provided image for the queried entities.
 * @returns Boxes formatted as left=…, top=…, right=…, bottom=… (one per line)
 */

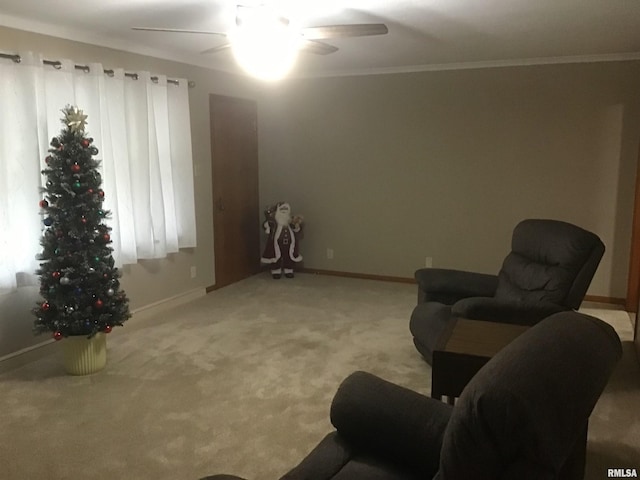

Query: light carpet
left=0, top=273, right=638, bottom=479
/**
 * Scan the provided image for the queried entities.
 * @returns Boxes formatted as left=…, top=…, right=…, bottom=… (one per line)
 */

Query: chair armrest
left=451, top=297, right=568, bottom=325
left=329, top=371, right=452, bottom=477
left=414, top=268, right=498, bottom=304
left=280, top=432, right=353, bottom=480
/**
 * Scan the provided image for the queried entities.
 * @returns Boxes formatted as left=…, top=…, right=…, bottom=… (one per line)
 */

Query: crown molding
left=294, top=52, right=640, bottom=79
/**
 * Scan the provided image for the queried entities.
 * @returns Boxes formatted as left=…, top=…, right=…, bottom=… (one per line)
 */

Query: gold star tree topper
left=62, top=105, right=88, bottom=133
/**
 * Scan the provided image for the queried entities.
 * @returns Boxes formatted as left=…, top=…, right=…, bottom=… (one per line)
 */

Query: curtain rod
left=0, top=52, right=195, bottom=88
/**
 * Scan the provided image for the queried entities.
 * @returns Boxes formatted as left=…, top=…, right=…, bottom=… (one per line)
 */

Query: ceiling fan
left=131, top=4, right=389, bottom=57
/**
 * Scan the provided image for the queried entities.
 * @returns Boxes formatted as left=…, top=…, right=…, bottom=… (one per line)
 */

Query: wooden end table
left=431, top=318, right=529, bottom=404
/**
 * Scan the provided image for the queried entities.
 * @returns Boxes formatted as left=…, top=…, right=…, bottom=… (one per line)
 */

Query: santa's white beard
left=275, top=210, right=291, bottom=227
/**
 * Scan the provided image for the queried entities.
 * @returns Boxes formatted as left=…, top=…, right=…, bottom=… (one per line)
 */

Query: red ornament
left=81, top=217, right=87, bottom=224
left=98, top=190, right=105, bottom=198
left=52, top=271, right=61, bottom=279
left=71, top=163, right=81, bottom=173
left=94, top=299, right=104, bottom=309
left=42, top=301, right=51, bottom=311
left=103, top=233, right=111, bottom=242
left=58, top=144, right=64, bottom=151
left=39, top=199, right=49, bottom=208
left=45, top=155, right=52, bottom=164
left=53, top=331, right=63, bottom=341
left=104, top=325, right=113, bottom=333
left=81, top=139, right=90, bottom=148
left=87, top=188, right=94, bottom=194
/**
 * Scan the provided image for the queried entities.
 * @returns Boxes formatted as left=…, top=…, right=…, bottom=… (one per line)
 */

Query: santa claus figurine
left=261, top=202, right=303, bottom=279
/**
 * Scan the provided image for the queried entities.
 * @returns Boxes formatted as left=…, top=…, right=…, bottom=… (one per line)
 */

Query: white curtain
left=0, top=52, right=196, bottom=292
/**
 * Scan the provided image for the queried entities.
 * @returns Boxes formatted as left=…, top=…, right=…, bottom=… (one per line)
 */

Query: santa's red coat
left=261, top=223, right=302, bottom=265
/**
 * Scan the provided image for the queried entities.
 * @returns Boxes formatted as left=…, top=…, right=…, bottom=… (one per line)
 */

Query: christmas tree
left=33, top=106, right=130, bottom=340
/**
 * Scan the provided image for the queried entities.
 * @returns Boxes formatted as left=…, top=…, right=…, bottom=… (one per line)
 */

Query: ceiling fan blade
left=301, top=23, right=388, bottom=40
left=132, top=27, right=226, bottom=36
left=200, top=43, right=232, bottom=55
left=299, top=40, right=339, bottom=56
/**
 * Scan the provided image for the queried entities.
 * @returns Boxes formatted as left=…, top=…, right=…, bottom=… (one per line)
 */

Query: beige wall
left=258, top=62, right=640, bottom=298
left=0, top=26, right=262, bottom=357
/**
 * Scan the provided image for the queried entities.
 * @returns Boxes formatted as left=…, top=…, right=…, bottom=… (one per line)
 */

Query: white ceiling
left=1, top=0, right=640, bottom=78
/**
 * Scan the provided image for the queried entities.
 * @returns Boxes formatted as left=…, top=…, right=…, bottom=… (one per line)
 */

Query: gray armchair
left=410, top=219, right=605, bottom=363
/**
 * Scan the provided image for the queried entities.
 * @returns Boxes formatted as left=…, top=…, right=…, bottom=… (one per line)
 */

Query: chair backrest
left=494, top=219, right=605, bottom=309
left=436, top=311, right=621, bottom=480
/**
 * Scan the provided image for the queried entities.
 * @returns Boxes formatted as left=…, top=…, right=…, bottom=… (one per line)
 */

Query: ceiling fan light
left=230, top=7, right=300, bottom=81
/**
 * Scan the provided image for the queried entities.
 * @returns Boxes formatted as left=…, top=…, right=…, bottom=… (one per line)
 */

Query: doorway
left=209, top=94, right=260, bottom=289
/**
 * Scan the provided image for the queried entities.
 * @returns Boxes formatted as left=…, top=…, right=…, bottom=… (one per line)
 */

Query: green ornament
left=73, top=181, right=81, bottom=189
left=94, top=256, right=100, bottom=263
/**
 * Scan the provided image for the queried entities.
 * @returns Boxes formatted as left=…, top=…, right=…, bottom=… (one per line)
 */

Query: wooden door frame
left=626, top=138, right=640, bottom=312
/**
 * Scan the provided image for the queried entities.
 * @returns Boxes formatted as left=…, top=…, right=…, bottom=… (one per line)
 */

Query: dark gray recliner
left=410, top=219, right=605, bottom=364
left=202, top=312, right=622, bottom=480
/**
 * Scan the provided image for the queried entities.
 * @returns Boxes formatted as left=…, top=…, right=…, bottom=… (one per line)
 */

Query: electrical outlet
left=425, top=257, right=433, bottom=268
left=190, top=266, right=197, bottom=279
left=327, top=248, right=334, bottom=260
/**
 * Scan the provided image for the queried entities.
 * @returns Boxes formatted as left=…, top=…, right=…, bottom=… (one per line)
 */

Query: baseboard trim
left=301, top=268, right=415, bottom=284
left=130, top=287, right=206, bottom=321
left=583, top=295, right=626, bottom=307
left=303, top=269, right=627, bottom=308
left=0, top=287, right=207, bottom=374
left=0, top=339, right=57, bottom=375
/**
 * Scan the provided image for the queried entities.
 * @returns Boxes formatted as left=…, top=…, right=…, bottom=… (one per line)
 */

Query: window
left=0, top=51, right=196, bottom=292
